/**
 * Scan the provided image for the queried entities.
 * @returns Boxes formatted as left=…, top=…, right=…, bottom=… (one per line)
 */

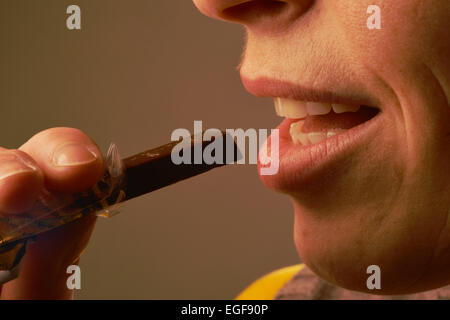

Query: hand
left=0, top=127, right=104, bottom=299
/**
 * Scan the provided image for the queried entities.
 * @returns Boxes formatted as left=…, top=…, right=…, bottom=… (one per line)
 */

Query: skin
left=193, top=0, right=450, bottom=294
left=1, top=1, right=448, bottom=298
left=0, top=128, right=103, bottom=299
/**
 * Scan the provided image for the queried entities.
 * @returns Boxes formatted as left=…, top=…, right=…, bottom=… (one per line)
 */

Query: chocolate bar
left=0, top=131, right=240, bottom=279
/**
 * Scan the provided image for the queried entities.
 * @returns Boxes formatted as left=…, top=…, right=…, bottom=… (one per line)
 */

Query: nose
left=193, top=0, right=313, bottom=32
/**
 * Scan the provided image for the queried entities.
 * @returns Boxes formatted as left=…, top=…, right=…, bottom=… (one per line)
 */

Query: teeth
left=297, top=131, right=310, bottom=146
left=327, top=130, right=344, bottom=138
left=306, top=102, right=332, bottom=115
left=289, top=120, right=305, bottom=145
left=331, top=104, right=360, bottom=113
left=275, top=98, right=307, bottom=119
left=289, top=120, right=345, bottom=146
left=308, top=132, right=328, bottom=144
left=275, top=98, right=360, bottom=145
left=275, top=98, right=362, bottom=118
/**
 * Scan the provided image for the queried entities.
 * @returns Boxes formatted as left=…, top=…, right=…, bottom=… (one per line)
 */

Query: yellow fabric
left=235, top=264, right=305, bottom=300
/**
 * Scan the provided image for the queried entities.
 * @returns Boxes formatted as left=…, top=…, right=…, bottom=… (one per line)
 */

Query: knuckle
left=0, top=149, right=43, bottom=214
left=22, top=127, right=99, bottom=155
left=0, top=149, right=37, bottom=167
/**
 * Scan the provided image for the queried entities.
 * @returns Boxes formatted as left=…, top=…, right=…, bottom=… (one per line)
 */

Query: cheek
left=334, top=0, right=429, bottom=70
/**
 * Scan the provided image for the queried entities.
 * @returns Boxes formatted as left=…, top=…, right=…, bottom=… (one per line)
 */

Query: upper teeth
left=274, top=98, right=360, bottom=119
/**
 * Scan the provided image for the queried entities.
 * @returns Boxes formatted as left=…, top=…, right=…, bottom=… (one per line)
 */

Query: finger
left=0, top=147, right=42, bottom=295
left=0, top=149, right=44, bottom=214
left=0, top=128, right=104, bottom=299
left=0, top=213, right=97, bottom=299
left=19, top=127, right=104, bottom=193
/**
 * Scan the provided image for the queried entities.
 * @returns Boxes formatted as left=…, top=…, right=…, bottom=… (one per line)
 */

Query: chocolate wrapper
left=0, top=143, right=125, bottom=272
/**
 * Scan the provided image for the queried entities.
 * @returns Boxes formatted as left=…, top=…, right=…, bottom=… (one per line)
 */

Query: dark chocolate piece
left=123, top=132, right=240, bottom=201
left=0, top=132, right=240, bottom=276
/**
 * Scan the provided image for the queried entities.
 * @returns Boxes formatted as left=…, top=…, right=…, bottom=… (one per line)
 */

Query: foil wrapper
left=0, top=144, right=126, bottom=273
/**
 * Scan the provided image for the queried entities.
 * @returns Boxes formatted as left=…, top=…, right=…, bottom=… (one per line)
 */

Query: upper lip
left=240, top=76, right=381, bottom=109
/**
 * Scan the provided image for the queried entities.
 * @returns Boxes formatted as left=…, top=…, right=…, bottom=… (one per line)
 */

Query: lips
left=243, top=77, right=383, bottom=193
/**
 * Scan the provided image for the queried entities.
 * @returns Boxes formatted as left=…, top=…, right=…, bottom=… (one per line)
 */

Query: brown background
left=0, top=1, right=299, bottom=299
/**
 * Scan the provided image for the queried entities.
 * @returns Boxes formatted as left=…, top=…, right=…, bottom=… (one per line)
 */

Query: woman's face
left=193, top=0, right=450, bottom=294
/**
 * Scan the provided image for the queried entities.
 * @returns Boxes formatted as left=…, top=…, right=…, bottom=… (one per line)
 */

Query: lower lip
left=257, top=111, right=383, bottom=193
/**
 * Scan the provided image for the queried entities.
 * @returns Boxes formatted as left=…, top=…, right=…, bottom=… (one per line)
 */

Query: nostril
left=221, top=0, right=288, bottom=23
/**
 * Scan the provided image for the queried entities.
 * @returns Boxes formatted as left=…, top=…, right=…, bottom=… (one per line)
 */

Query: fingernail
left=0, top=151, right=38, bottom=181
left=53, top=143, right=98, bottom=167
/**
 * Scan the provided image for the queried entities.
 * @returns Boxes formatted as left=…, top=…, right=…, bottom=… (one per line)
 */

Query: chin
left=292, top=200, right=450, bottom=295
